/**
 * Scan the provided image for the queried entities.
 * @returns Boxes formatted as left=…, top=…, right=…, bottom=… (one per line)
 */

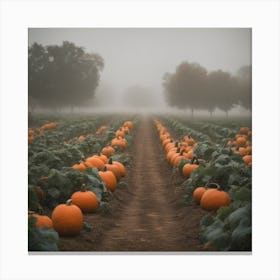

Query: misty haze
left=28, top=28, right=251, bottom=116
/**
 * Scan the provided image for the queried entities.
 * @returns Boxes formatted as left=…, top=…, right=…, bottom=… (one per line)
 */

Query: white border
left=0, top=1, right=279, bottom=280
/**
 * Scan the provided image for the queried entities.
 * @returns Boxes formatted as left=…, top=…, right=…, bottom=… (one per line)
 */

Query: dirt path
left=58, top=116, right=206, bottom=252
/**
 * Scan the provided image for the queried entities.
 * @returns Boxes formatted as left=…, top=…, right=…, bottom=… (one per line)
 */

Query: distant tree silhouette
left=28, top=41, right=104, bottom=111
left=163, top=60, right=252, bottom=117
left=163, top=62, right=208, bottom=116
left=236, top=65, right=252, bottom=111
left=207, top=70, right=237, bottom=118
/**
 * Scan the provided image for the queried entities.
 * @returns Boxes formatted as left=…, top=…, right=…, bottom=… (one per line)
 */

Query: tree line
left=162, top=62, right=251, bottom=117
left=28, top=41, right=104, bottom=112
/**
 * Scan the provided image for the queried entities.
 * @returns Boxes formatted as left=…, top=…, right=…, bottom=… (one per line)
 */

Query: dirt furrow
left=58, top=116, right=206, bottom=252
left=93, top=117, right=206, bottom=251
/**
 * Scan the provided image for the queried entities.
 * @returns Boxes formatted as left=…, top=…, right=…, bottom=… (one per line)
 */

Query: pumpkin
left=166, top=147, right=180, bottom=163
left=240, top=127, right=250, bottom=134
left=78, top=135, right=86, bottom=142
left=183, top=149, right=194, bottom=159
left=184, top=135, right=195, bottom=146
left=236, top=136, right=247, bottom=146
left=101, top=146, right=115, bottom=157
left=105, top=158, right=122, bottom=180
left=160, top=133, right=170, bottom=142
left=172, top=151, right=187, bottom=166
left=85, top=156, right=105, bottom=169
left=98, top=169, right=117, bottom=192
left=72, top=162, right=87, bottom=172
left=238, top=147, right=248, bottom=156
left=123, top=121, right=133, bottom=129
left=71, top=186, right=98, bottom=213
left=200, top=183, right=230, bottom=211
left=182, top=157, right=199, bottom=177
left=95, top=125, right=107, bottom=135
left=111, top=137, right=126, bottom=149
left=162, top=138, right=172, bottom=148
left=112, top=161, right=126, bottom=177
left=31, top=213, right=53, bottom=228
left=41, top=122, right=57, bottom=130
left=51, top=199, right=83, bottom=236
left=246, top=146, right=252, bottom=155
left=115, top=129, right=125, bottom=137
left=165, top=142, right=176, bottom=153
left=193, top=187, right=207, bottom=205
left=243, top=155, right=252, bottom=166
left=98, top=154, right=108, bottom=164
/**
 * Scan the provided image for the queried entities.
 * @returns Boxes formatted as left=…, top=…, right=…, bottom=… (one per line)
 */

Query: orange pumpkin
left=85, top=156, right=105, bottom=169
left=123, top=121, right=133, bottom=129
left=182, top=157, right=199, bottom=177
left=78, top=135, right=86, bottom=142
left=243, top=155, right=252, bottom=166
left=105, top=158, right=122, bottom=180
left=101, top=146, right=115, bottom=157
left=98, top=169, right=117, bottom=192
left=98, top=154, right=109, bottom=164
left=200, top=184, right=230, bottom=211
left=71, top=187, right=98, bottom=213
left=182, top=163, right=199, bottom=177
left=32, top=213, right=53, bottom=228
left=184, top=135, right=195, bottom=146
left=51, top=199, right=83, bottom=236
left=240, top=127, right=250, bottom=134
left=115, top=129, right=125, bottom=137
left=112, top=161, right=126, bottom=177
left=193, top=187, right=207, bottom=205
left=72, top=162, right=87, bottom=172
left=236, top=136, right=247, bottom=147
left=111, top=137, right=126, bottom=148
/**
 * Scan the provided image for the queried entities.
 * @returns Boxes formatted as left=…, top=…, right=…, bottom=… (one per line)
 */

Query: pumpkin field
left=28, top=113, right=252, bottom=252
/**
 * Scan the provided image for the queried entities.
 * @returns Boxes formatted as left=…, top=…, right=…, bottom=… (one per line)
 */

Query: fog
left=28, top=28, right=251, bottom=115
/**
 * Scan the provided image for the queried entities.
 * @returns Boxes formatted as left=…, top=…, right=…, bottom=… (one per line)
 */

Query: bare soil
left=58, top=117, right=207, bottom=252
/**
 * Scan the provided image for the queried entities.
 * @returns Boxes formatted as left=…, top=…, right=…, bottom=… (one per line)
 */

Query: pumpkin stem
left=28, top=210, right=35, bottom=215
left=175, top=141, right=179, bottom=147
left=108, top=158, right=113, bottom=164
left=66, top=199, right=73, bottom=205
left=81, top=184, right=86, bottom=192
left=207, top=182, right=221, bottom=190
left=191, top=156, right=199, bottom=165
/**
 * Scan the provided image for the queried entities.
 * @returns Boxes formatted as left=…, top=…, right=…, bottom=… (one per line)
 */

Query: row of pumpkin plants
left=154, top=118, right=252, bottom=251
left=28, top=118, right=136, bottom=251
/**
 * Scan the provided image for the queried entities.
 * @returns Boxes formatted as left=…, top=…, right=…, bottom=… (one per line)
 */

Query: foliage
left=162, top=61, right=252, bottom=115
left=28, top=216, right=59, bottom=251
left=28, top=41, right=104, bottom=110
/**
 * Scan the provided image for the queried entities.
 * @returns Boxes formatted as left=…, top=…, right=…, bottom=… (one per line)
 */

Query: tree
left=236, top=65, right=252, bottom=111
left=28, top=41, right=104, bottom=111
left=206, top=70, right=238, bottom=118
left=163, top=62, right=208, bottom=116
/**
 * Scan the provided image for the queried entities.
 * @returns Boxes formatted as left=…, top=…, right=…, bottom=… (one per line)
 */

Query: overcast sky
left=28, top=28, right=251, bottom=108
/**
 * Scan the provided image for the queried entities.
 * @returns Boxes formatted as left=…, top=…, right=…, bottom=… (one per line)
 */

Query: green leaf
left=47, top=187, right=60, bottom=199
left=226, top=205, right=251, bottom=230
left=28, top=217, right=59, bottom=251
left=216, top=204, right=234, bottom=221
left=233, top=187, right=251, bottom=203
left=230, top=219, right=252, bottom=251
